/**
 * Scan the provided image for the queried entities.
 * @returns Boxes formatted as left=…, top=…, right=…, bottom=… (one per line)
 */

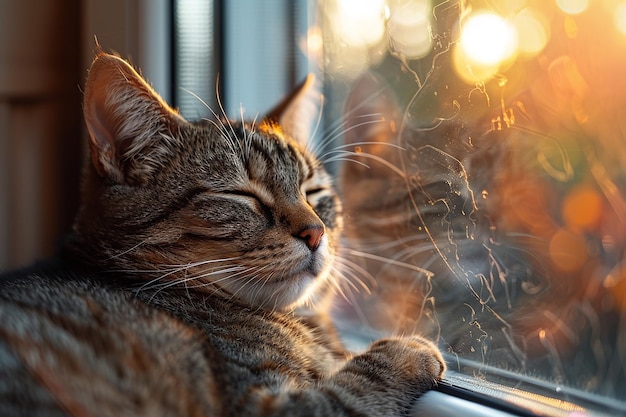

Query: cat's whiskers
left=132, top=257, right=244, bottom=294
left=248, top=113, right=260, bottom=137
left=193, top=265, right=257, bottom=287
left=181, top=88, right=225, bottom=133
left=125, top=258, right=240, bottom=280
left=344, top=248, right=434, bottom=279
left=304, top=93, right=326, bottom=156
left=143, top=264, right=257, bottom=302
left=345, top=236, right=441, bottom=275
left=239, top=105, right=252, bottom=144
left=182, top=87, right=242, bottom=154
left=310, top=114, right=383, bottom=158
left=324, top=155, right=371, bottom=170
left=223, top=264, right=273, bottom=307
left=156, top=265, right=261, bottom=298
left=312, top=81, right=389, bottom=151
left=307, top=115, right=352, bottom=157
left=344, top=233, right=431, bottom=254
left=318, top=141, right=404, bottom=161
left=327, top=266, right=365, bottom=305
left=105, top=239, right=151, bottom=261
left=204, top=117, right=232, bottom=143
left=327, top=264, right=377, bottom=328
left=317, top=140, right=405, bottom=172
left=323, top=149, right=407, bottom=179
left=254, top=271, right=280, bottom=313
left=332, top=256, right=376, bottom=295
left=211, top=84, right=243, bottom=153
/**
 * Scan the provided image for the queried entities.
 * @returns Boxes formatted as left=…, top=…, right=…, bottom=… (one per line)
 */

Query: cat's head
left=70, top=52, right=341, bottom=311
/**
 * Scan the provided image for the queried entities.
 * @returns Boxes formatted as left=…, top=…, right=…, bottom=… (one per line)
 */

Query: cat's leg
left=239, top=335, right=444, bottom=417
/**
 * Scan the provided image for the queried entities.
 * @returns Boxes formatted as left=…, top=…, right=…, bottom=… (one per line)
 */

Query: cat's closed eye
left=216, top=189, right=273, bottom=221
left=304, top=187, right=325, bottom=197
left=302, top=185, right=331, bottom=208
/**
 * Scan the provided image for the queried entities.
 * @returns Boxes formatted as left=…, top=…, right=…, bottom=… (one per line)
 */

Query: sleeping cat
left=0, top=52, right=444, bottom=416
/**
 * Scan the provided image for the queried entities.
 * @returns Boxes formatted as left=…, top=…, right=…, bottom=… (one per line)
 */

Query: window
left=173, top=0, right=311, bottom=120
left=173, top=0, right=626, bottom=415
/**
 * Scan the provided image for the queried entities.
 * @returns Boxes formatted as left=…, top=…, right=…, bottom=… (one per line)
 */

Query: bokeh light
left=556, top=0, right=590, bottom=15
left=333, top=0, right=387, bottom=47
left=306, top=26, right=324, bottom=59
left=549, top=228, right=588, bottom=272
left=387, top=0, right=432, bottom=59
left=454, top=11, right=518, bottom=82
left=512, top=8, right=550, bottom=55
left=561, top=185, right=604, bottom=231
left=563, top=15, right=579, bottom=38
left=615, top=2, right=626, bottom=35
left=459, top=12, right=518, bottom=66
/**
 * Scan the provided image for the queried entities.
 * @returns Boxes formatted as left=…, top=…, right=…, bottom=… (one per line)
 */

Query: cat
left=0, top=52, right=444, bottom=417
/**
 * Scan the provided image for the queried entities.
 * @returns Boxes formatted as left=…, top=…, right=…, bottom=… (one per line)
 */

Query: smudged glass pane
left=322, top=0, right=626, bottom=411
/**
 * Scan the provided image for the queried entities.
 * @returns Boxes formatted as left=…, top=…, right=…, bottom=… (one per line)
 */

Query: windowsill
left=413, top=368, right=626, bottom=417
left=413, top=390, right=520, bottom=417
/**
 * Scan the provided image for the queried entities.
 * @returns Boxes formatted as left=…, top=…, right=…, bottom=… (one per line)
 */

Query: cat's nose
left=297, top=225, right=325, bottom=251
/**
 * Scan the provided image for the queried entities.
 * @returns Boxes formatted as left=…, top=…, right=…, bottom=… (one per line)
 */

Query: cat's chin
left=236, top=244, right=333, bottom=312
left=270, top=264, right=333, bottom=312
left=289, top=259, right=334, bottom=306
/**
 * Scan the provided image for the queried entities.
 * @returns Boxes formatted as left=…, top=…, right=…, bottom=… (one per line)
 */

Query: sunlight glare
left=556, top=0, right=590, bottom=15
left=333, top=0, right=386, bottom=46
left=615, top=2, right=626, bottom=35
left=460, top=12, right=518, bottom=66
left=387, top=0, right=433, bottom=59
left=306, top=26, right=324, bottom=59
left=512, top=8, right=550, bottom=56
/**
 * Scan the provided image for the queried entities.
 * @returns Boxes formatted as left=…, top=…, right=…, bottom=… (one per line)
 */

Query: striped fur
left=0, top=53, right=444, bottom=417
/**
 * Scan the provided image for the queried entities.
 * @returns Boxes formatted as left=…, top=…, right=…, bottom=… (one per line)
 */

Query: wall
left=0, top=0, right=171, bottom=269
left=0, top=0, right=82, bottom=268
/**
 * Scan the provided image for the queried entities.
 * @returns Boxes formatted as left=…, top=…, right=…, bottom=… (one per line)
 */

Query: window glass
left=318, top=0, right=626, bottom=409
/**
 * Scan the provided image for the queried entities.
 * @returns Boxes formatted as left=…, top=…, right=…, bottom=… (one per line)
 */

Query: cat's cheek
left=313, top=195, right=340, bottom=230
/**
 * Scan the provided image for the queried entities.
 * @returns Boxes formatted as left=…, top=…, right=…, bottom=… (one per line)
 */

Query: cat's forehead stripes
left=234, top=122, right=314, bottom=186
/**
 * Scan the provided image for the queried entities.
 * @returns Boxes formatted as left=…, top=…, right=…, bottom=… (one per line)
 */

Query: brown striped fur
left=0, top=53, right=444, bottom=417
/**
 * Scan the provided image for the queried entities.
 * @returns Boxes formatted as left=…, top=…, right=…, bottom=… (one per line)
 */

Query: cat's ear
left=265, top=74, right=320, bottom=149
left=83, top=52, right=184, bottom=185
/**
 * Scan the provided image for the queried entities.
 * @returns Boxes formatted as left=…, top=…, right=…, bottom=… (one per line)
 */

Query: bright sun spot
left=556, top=0, right=589, bottom=15
left=387, top=0, right=432, bottom=59
left=334, top=0, right=386, bottom=46
left=460, top=12, right=518, bottom=66
left=615, top=2, right=626, bottom=35
left=512, top=8, right=549, bottom=55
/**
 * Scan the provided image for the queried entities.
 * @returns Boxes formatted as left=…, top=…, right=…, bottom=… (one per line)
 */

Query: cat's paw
left=367, top=335, right=445, bottom=390
left=328, top=335, right=445, bottom=415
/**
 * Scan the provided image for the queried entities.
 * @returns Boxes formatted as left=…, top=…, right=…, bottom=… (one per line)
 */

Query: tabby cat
left=0, top=52, right=444, bottom=416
